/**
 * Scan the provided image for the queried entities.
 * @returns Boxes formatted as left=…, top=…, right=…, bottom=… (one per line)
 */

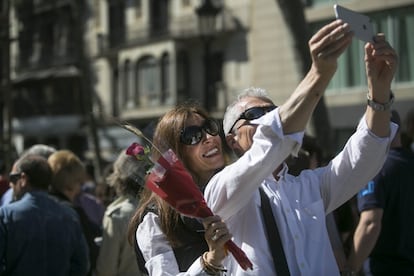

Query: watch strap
left=367, top=92, right=394, bottom=111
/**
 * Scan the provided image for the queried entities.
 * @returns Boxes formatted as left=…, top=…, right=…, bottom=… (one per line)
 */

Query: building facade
left=8, top=0, right=91, bottom=157
left=5, top=0, right=414, bottom=163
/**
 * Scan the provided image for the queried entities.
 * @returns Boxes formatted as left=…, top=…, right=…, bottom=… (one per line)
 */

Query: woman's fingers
left=210, top=226, right=231, bottom=243
left=202, top=216, right=231, bottom=246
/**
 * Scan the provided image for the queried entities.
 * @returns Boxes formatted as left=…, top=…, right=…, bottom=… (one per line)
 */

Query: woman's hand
left=202, top=215, right=232, bottom=266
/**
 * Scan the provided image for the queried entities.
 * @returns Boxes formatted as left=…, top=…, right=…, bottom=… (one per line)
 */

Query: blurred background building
left=1, top=0, right=413, bottom=173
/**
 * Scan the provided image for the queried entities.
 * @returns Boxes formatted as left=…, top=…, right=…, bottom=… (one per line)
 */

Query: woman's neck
left=197, top=167, right=224, bottom=189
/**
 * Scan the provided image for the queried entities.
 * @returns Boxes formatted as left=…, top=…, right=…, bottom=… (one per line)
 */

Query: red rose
left=126, top=142, right=145, bottom=156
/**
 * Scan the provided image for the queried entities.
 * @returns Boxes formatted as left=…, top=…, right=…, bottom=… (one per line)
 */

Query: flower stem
left=119, top=122, right=163, bottom=155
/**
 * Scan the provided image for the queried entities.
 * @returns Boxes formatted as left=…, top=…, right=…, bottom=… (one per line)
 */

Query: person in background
left=402, top=108, right=414, bottom=153
left=0, top=161, right=8, bottom=197
left=348, top=110, right=414, bottom=275
left=0, top=144, right=56, bottom=206
left=23, top=144, right=56, bottom=158
left=0, top=187, right=13, bottom=207
left=75, top=190, right=106, bottom=232
left=48, top=149, right=101, bottom=276
left=95, top=162, right=117, bottom=207
left=0, top=154, right=89, bottom=275
left=95, top=150, right=144, bottom=276
left=74, top=161, right=106, bottom=232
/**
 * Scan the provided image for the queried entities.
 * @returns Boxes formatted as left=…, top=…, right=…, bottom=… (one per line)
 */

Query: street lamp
left=196, top=0, right=222, bottom=111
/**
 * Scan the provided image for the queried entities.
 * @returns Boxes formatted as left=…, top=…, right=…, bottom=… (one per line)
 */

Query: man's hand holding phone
left=334, top=4, right=374, bottom=43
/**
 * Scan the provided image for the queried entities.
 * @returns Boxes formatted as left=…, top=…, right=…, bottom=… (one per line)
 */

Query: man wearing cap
left=348, top=110, right=414, bottom=275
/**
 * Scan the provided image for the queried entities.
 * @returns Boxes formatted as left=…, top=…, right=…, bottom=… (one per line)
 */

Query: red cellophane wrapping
left=146, top=149, right=253, bottom=271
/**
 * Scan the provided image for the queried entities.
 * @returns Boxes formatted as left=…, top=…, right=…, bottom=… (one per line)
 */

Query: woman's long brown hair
left=127, top=102, right=210, bottom=247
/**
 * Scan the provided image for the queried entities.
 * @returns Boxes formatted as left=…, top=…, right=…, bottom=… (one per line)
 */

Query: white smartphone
left=334, top=4, right=374, bottom=43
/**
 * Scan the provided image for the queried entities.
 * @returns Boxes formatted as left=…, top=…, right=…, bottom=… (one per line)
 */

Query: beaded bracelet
left=201, top=252, right=227, bottom=275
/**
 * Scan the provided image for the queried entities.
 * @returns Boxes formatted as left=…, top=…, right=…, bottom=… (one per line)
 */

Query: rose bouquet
left=123, top=124, right=253, bottom=271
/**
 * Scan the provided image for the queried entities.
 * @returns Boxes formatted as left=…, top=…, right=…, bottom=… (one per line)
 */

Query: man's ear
left=20, top=172, right=29, bottom=188
left=225, top=133, right=237, bottom=149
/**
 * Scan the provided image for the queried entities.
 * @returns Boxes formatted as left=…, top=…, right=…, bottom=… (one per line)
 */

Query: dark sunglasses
left=228, top=105, right=276, bottom=134
left=9, top=172, right=22, bottom=183
left=180, top=118, right=220, bottom=145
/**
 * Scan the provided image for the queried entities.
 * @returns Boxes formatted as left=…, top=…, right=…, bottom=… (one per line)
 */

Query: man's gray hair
left=22, top=144, right=57, bottom=159
left=223, top=87, right=274, bottom=134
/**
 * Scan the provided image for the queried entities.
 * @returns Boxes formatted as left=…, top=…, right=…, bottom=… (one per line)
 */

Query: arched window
left=134, top=60, right=140, bottom=106
left=123, top=59, right=136, bottom=109
left=127, top=59, right=135, bottom=108
left=122, top=60, right=130, bottom=107
left=137, top=56, right=159, bottom=106
left=160, top=52, right=170, bottom=104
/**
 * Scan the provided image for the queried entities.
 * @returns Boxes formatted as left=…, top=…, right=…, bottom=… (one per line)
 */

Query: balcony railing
left=97, top=11, right=239, bottom=55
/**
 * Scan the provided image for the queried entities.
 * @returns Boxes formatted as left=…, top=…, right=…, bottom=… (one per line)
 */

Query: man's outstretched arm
left=279, top=20, right=352, bottom=134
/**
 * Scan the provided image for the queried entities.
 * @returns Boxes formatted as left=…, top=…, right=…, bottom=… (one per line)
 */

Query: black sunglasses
left=180, top=118, right=220, bottom=145
left=9, top=172, right=22, bottom=184
left=228, top=105, right=276, bottom=134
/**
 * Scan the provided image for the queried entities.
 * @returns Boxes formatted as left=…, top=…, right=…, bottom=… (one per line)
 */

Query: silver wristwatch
left=367, top=92, right=394, bottom=111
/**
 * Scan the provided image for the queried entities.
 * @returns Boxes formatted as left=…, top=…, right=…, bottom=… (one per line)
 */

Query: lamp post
left=196, top=0, right=222, bottom=111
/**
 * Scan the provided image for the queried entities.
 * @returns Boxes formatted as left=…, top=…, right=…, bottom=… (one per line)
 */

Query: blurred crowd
left=0, top=144, right=143, bottom=276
